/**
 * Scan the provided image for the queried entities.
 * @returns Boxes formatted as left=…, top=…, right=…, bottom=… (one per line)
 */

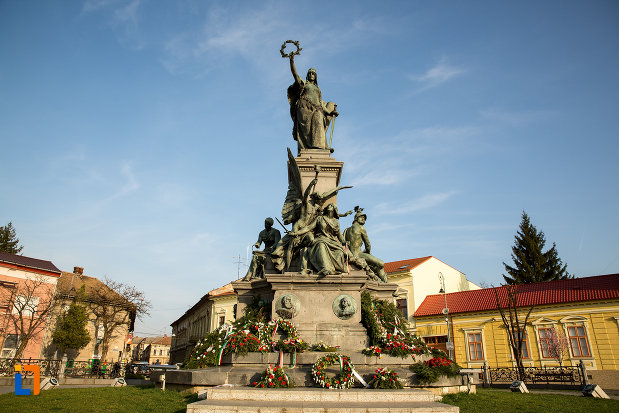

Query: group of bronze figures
left=242, top=149, right=387, bottom=283
left=241, top=41, right=386, bottom=283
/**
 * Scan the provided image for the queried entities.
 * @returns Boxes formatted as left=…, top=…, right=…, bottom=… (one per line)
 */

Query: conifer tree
left=503, top=212, right=570, bottom=284
left=52, top=302, right=91, bottom=356
left=0, top=222, right=23, bottom=254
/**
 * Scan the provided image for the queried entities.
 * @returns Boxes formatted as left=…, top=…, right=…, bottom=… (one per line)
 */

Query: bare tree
left=86, top=278, right=151, bottom=360
left=546, top=327, right=570, bottom=367
left=493, top=284, right=534, bottom=381
left=0, top=275, right=57, bottom=359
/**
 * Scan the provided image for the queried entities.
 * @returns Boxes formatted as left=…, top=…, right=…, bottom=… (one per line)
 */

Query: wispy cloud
left=338, top=124, right=479, bottom=187
left=375, top=191, right=458, bottom=215
left=408, top=57, right=465, bottom=93
left=479, top=108, right=557, bottom=127
left=81, top=0, right=144, bottom=49
left=82, top=0, right=123, bottom=13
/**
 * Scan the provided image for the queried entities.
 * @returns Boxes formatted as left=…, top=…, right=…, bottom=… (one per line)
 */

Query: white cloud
left=409, top=57, right=465, bottom=93
left=479, top=108, right=557, bottom=126
left=81, top=0, right=144, bottom=49
left=337, top=124, right=479, bottom=187
left=375, top=191, right=458, bottom=215
left=82, top=0, right=123, bottom=13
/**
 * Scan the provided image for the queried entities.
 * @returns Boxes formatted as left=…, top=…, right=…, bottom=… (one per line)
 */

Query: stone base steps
left=186, top=388, right=458, bottom=413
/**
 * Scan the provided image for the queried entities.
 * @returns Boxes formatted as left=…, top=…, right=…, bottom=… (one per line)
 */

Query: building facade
left=43, top=267, right=136, bottom=363
left=413, top=273, right=619, bottom=373
left=0, top=252, right=61, bottom=360
left=131, top=335, right=171, bottom=364
left=170, top=283, right=236, bottom=364
left=386, top=256, right=480, bottom=324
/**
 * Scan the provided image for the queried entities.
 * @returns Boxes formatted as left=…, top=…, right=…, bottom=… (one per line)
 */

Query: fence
left=0, top=358, right=126, bottom=379
left=485, top=364, right=584, bottom=386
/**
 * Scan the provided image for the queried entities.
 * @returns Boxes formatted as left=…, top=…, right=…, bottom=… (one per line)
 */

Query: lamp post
left=438, top=272, right=453, bottom=359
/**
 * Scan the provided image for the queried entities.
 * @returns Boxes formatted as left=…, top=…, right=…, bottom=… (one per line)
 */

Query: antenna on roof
left=232, top=255, right=246, bottom=278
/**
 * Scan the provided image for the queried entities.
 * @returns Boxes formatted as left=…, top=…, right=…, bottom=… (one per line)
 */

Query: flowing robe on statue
left=305, top=214, right=347, bottom=275
left=289, top=81, right=335, bottom=151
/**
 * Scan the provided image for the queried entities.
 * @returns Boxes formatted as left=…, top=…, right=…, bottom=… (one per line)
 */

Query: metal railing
left=487, top=365, right=583, bottom=386
left=0, top=358, right=126, bottom=379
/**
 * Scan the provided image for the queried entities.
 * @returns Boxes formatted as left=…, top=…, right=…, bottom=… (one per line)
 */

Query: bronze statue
left=271, top=148, right=351, bottom=273
left=344, top=207, right=387, bottom=282
left=281, top=40, right=338, bottom=153
left=292, top=203, right=348, bottom=276
left=242, top=218, right=281, bottom=281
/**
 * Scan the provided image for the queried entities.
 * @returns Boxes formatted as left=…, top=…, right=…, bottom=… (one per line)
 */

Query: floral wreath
left=250, top=319, right=299, bottom=350
left=311, top=353, right=354, bottom=389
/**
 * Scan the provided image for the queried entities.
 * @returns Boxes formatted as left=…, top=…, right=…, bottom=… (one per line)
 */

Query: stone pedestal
left=267, top=271, right=368, bottom=351
left=295, top=149, right=344, bottom=207
left=232, top=270, right=399, bottom=352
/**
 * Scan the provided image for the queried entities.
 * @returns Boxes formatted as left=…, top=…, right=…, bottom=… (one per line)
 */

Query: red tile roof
left=208, top=283, right=235, bottom=298
left=414, top=273, right=619, bottom=317
left=0, top=251, right=61, bottom=275
left=153, top=335, right=172, bottom=346
left=384, top=256, right=433, bottom=273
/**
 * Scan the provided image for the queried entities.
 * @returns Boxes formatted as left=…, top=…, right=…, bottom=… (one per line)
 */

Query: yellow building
left=386, top=256, right=480, bottom=324
left=170, top=283, right=236, bottom=364
left=413, top=273, right=619, bottom=376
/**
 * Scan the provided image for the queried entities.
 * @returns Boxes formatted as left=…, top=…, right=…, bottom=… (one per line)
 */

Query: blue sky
left=1, top=1, right=618, bottom=337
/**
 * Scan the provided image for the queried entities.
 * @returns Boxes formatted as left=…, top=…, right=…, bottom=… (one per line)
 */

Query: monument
left=232, top=40, right=397, bottom=352
left=168, top=43, right=474, bottom=404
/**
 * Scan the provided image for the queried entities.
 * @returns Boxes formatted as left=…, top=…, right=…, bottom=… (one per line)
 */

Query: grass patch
left=442, top=388, right=619, bottom=413
left=0, top=385, right=199, bottom=413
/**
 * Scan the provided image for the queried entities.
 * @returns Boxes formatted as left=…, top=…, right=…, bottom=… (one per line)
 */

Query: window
left=219, top=316, right=225, bottom=326
left=538, top=327, right=554, bottom=358
left=423, top=335, right=448, bottom=353
left=467, top=332, right=484, bottom=361
left=514, top=331, right=530, bottom=359
left=567, top=326, right=591, bottom=357
left=13, top=296, right=39, bottom=317
left=396, top=299, right=408, bottom=319
left=1, top=334, right=19, bottom=358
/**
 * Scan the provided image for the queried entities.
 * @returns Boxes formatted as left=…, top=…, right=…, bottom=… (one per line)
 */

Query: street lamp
left=438, top=272, right=453, bottom=359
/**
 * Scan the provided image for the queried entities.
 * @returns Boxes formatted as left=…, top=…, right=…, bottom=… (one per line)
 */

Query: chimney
left=74, top=266, right=84, bottom=275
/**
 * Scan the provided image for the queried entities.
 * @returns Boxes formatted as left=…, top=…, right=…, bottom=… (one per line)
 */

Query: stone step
left=187, top=399, right=458, bottom=413
left=205, top=387, right=437, bottom=403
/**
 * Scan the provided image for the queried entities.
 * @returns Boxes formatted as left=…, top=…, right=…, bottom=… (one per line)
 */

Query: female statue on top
left=283, top=41, right=338, bottom=153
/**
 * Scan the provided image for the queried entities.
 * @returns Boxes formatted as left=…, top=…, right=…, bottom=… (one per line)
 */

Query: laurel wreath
left=311, top=353, right=355, bottom=389
left=280, top=40, right=302, bottom=58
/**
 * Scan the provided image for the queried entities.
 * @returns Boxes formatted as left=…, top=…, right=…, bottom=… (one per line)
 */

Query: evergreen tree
left=52, top=302, right=91, bottom=356
left=503, top=212, right=571, bottom=284
left=0, top=222, right=23, bottom=254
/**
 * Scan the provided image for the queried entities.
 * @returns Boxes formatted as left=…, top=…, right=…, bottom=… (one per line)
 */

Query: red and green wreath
left=252, top=364, right=294, bottom=388
left=311, top=353, right=354, bottom=389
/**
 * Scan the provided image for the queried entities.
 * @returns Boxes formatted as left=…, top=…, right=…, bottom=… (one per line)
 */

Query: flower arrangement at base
left=367, top=368, right=404, bottom=389
left=274, top=338, right=308, bottom=353
left=252, top=364, right=294, bottom=388
left=226, top=330, right=262, bottom=356
left=310, top=342, right=339, bottom=352
left=362, top=345, right=382, bottom=357
left=311, top=353, right=355, bottom=389
left=409, top=357, right=460, bottom=384
left=360, top=291, right=431, bottom=359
